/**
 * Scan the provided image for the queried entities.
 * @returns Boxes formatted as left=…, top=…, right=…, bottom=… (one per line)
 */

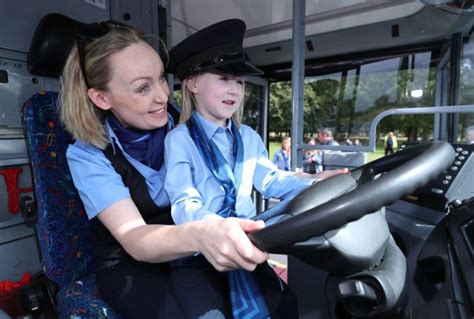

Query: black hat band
left=176, top=47, right=246, bottom=79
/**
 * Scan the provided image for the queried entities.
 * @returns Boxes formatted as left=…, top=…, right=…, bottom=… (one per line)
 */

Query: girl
left=165, top=19, right=347, bottom=319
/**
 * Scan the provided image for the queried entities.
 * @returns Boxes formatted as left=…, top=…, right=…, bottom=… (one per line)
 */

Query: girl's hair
left=59, top=23, right=164, bottom=149
left=178, top=73, right=244, bottom=127
left=281, top=136, right=291, bottom=143
left=281, top=136, right=291, bottom=150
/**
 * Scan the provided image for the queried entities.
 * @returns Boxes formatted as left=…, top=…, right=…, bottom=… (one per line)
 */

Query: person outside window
left=302, top=138, right=321, bottom=174
left=384, top=131, right=398, bottom=155
left=272, top=136, right=291, bottom=171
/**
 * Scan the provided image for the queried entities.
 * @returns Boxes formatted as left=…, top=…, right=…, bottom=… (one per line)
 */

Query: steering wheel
left=248, top=141, right=455, bottom=252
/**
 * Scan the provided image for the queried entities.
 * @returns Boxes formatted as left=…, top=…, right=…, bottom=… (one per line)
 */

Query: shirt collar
left=194, top=111, right=233, bottom=140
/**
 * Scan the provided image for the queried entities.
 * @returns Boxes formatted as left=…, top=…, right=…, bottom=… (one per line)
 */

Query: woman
left=60, top=20, right=267, bottom=318
left=272, top=136, right=291, bottom=171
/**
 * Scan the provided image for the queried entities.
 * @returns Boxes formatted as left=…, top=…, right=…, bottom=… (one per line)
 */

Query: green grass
left=367, top=147, right=385, bottom=162
left=269, top=142, right=279, bottom=160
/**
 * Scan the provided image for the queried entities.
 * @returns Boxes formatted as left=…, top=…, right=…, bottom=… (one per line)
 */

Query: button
left=432, top=188, right=444, bottom=194
left=458, top=156, right=465, bottom=160
left=462, top=150, right=468, bottom=155
left=451, top=166, right=458, bottom=171
left=442, top=180, right=449, bottom=185
left=455, top=161, right=461, bottom=165
left=456, top=147, right=463, bottom=152
left=445, top=175, right=452, bottom=180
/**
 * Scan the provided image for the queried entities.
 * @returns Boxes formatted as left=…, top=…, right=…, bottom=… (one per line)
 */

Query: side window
left=458, top=39, right=474, bottom=144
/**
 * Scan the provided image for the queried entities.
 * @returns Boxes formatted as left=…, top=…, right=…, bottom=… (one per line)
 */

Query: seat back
left=20, top=14, right=124, bottom=317
left=22, top=91, right=96, bottom=288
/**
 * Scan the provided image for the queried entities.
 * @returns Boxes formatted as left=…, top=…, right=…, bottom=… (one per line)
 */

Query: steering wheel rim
left=248, top=141, right=455, bottom=252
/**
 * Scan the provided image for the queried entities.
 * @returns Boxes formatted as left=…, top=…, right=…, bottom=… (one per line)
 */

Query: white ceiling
left=170, top=0, right=425, bottom=48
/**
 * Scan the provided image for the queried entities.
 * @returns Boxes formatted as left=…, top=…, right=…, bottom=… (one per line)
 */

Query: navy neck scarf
left=186, top=112, right=243, bottom=216
left=186, top=112, right=270, bottom=319
left=108, top=114, right=167, bottom=171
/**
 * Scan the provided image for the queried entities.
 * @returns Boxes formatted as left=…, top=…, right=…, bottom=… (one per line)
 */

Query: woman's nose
left=155, top=82, right=169, bottom=102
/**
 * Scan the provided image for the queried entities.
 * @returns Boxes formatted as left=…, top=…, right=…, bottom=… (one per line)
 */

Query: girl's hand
left=312, top=168, right=349, bottom=182
left=195, top=218, right=269, bottom=272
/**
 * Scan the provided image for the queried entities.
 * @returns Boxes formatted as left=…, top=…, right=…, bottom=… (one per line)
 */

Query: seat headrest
left=27, top=13, right=86, bottom=78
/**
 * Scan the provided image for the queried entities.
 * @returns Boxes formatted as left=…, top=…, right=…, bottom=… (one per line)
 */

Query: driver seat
left=23, top=91, right=121, bottom=318
left=22, top=14, right=122, bottom=318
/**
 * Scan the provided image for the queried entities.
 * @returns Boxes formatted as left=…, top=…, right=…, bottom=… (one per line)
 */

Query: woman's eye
left=159, top=75, right=167, bottom=83
left=237, top=80, right=244, bottom=85
left=219, top=76, right=229, bottom=81
left=139, top=84, right=151, bottom=94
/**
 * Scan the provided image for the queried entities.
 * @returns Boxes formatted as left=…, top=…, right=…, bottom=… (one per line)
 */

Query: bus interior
left=1, top=0, right=474, bottom=318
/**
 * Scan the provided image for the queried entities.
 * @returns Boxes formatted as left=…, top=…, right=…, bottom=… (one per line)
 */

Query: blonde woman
left=60, top=20, right=268, bottom=318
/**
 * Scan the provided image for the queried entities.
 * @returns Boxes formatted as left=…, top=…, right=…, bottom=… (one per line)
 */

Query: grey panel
left=0, top=139, right=28, bottom=166
left=246, top=6, right=474, bottom=67
left=0, top=0, right=110, bottom=54
left=109, top=0, right=161, bottom=51
left=0, top=228, right=41, bottom=282
left=0, top=162, right=39, bottom=281
left=0, top=52, right=46, bottom=282
left=0, top=54, right=59, bottom=132
left=323, top=151, right=366, bottom=170
left=446, top=152, right=474, bottom=202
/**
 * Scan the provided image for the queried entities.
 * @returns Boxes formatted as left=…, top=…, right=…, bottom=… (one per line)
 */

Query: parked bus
left=0, top=1, right=473, bottom=318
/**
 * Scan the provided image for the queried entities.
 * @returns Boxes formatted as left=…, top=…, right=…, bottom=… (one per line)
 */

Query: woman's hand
left=194, top=218, right=269, bottom=272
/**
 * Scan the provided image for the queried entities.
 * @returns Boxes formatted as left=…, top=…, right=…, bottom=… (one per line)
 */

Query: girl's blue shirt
left=164, top=112, right=313, bottom=224
left=272, top=148, right=291, bottom=171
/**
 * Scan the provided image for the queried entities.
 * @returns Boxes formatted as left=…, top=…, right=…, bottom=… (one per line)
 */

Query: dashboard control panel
left=401, top=143, right=474, bottom=210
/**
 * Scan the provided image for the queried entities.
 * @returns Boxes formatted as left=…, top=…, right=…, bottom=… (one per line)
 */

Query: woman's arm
left=67, top=139, right=267, bottom=271
left=98, top=199, right=268, bottom=271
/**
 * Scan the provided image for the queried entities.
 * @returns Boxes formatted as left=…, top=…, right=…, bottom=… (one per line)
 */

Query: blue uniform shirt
left=164, top=112, right=314, bottom=224
left=66, top=115, right=173, bottom=219
left=272, top=148, right=291, bottom=171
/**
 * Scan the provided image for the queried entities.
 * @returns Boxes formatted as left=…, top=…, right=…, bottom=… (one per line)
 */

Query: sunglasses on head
left=76, top=20, right=131, bottom=88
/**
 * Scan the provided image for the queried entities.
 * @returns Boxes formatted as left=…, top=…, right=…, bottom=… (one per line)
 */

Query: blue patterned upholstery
left=23, top=91, right=121, bottom=318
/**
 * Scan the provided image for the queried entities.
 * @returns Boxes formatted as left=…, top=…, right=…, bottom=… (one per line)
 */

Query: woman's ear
left=87, top=88, right=111, bottom=110
left=185, top=77, right=199, bottom=94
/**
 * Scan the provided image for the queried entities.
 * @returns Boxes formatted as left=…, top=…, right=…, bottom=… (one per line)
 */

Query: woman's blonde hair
left=178, top=73, right=244, bottom=127
left=59, top=23, right=163, bottom=149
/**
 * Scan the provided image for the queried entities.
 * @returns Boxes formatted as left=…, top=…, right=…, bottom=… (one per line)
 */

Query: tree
left=269, top=82, right=292, bottom=138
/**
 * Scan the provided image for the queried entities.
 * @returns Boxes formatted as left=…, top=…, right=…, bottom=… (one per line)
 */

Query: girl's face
left=98, top=42, right=169, bottom=130
left=187, top=72, right=244, bottom=127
